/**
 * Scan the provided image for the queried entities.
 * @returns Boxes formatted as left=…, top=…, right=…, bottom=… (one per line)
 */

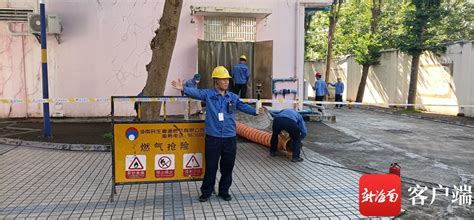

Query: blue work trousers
left=200, top=135, right=237, bottom=196
left=270, top=117, right=302, bottom=159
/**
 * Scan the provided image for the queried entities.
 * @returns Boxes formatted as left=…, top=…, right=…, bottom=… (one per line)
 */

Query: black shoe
left=270, top=151, right=277, bottom=157
left=291, top=157, right=304, bottom=162
left=199, top=194, right=211, bottom=202
left=218, top=194, right=232, bottom=201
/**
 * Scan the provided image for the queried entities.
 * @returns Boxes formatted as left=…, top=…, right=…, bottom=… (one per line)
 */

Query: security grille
left=204, top=17, right=256, bottom=42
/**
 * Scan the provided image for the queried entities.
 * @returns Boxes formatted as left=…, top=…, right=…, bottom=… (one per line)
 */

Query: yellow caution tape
left=0, top=97, right=473, bottom=108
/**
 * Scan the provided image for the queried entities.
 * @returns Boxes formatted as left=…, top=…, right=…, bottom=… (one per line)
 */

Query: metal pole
left=39, top=0, right=52, bottom=138
left=110, top=97, right=116, bottom=202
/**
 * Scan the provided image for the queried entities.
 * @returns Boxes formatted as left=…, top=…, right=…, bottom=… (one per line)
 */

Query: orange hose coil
left=236, top=122, right=292, bottom=153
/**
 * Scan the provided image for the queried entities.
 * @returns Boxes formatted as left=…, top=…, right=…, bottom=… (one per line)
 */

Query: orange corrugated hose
left=236, top=122, right=292, bottom=154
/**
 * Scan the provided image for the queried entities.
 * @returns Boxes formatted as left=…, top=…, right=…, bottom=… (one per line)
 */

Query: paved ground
left=1, top=108, right=473, bottom=218
left=306, top=108, right=474, bottom=218
left=359, top=106, right=474, bottom=127
left=0, top=142, right=362, bottom=219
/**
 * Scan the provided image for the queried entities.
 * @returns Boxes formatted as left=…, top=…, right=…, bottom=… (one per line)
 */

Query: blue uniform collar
left=211, top=88, right=231, bottom=98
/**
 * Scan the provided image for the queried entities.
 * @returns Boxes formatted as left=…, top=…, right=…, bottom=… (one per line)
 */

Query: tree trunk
left=141, top=0, right=183, bottom=121
left=325, top=0, right=343, bottom=83
left=370, top=0, right=382, bottom=33
left=407, top=54, right=420, bottom=110
left=356, top=64, right=370, bottom=102
left=355, top=0, right=381, bottom=103
left=324, top=21, right=335, bottom=83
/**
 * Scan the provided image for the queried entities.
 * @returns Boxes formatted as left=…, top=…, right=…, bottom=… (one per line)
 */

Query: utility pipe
left=236, top=122, right=292, bottom=155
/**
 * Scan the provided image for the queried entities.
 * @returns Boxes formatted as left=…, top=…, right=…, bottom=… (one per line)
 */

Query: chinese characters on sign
left=139, top=128, right=205, bottom=139
left=140, top=143, right=150, bottom=152
left=408, top=184, right=472, bottom=206
left=359, top=174, right=401, bottom=217
left=140, top=141, right=190, bottom=152
left=361, top=188, right=399, bottom=204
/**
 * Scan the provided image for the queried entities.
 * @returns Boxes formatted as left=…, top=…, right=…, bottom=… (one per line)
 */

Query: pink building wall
left=0, top=0, right=313, bottom=117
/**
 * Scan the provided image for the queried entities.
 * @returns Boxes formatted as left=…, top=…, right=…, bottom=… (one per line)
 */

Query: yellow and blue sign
left=113, top=121, right=206, bottom=184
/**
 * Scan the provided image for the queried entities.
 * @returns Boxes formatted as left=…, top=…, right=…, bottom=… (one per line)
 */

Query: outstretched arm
left=236, top=99, right=264, bottom=115
left=171, top=79, right=207, bottom=101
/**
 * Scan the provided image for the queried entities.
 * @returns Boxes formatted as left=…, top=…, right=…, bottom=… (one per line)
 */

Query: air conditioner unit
left=28, top=13, right=62, bottom=34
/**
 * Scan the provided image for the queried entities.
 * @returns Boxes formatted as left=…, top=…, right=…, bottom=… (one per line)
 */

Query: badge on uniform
left=218, top=112, right=224, bottom=121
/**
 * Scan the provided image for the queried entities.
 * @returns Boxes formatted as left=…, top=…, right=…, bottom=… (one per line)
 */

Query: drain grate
left=384, top=129, right=412, bottom=134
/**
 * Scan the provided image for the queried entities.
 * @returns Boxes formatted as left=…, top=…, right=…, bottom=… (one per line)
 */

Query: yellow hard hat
left=211, top=66, right=232, bottom=79
left=239, top=55, right=247, bottom=61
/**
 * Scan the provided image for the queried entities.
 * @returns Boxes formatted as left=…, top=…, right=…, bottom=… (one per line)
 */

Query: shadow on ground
left=0, top=119, right=112, bottom=145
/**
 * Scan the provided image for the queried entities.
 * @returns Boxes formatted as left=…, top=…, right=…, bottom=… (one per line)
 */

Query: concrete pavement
left=305, top=108, right=474, bottom=218
left=0, top=142, right=362, bottom=219
left=1, top=107, right=473, bottom=218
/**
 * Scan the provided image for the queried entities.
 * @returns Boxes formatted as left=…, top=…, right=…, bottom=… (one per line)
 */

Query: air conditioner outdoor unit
left=28, top=13, right=62, bottom=34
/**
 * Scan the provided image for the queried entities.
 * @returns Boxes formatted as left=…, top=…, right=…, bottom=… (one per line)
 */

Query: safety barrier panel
left=110, top=96, right=205, bottom=202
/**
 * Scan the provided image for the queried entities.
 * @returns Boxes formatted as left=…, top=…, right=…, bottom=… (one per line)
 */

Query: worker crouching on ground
left=269, top=109, right=307, bottom=162
left=171, top=66, right=264, bottom=202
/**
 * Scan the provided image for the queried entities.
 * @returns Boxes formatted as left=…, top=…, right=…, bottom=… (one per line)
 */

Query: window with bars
left=204, top=17, right=256, bottom=42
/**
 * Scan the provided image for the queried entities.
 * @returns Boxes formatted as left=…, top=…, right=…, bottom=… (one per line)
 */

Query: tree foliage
left=305, top=0, right=474, bottom=61
left=396, top=0, right=446, bottom=56
left=305, top=12, right=330, bottom=60
left=442, top=1, right=474, bottom=41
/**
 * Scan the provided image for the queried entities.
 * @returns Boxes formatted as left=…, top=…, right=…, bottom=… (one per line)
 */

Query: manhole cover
left=448, top=136, right=474, bottom=141
left=384, top=129, right=412, bottom=134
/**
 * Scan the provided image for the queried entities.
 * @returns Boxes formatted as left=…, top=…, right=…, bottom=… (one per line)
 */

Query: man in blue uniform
left=329, top=77, right=344, bottom=108
left=181, top=73, right=200, bottom=95
left=183, top=73, right=202, bottom=114
left=184, top=73, right=201, bottom=89
left=269, top=109, right=307, bottom=162
left=314, top=72, right=330, bottom=111
left=171, top=66, right=264, bottom=202
left=231, top=55, right=250, bottom=98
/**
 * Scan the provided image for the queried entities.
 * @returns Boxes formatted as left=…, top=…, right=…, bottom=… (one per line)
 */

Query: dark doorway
left=198, top=40, right=273, bottom=99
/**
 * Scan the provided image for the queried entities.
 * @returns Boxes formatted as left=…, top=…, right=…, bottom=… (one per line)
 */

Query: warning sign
left=113, top=122, right=205, bottom=184
left=183, top=153, right=203, bottom=177
left=125, top=155, right=146, bottom=179
left=155, top=154, right=175, bottom=178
